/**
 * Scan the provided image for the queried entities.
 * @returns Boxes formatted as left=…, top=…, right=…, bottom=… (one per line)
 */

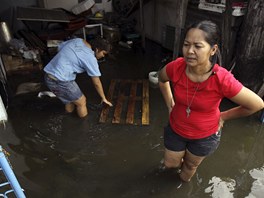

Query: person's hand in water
left=102, top=99, right=113, bottom=107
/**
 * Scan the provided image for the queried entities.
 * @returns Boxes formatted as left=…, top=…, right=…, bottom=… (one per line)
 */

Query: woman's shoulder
left=213, top=64, right=231, bottom=77
left=211, top=64, right=233, bottom=85
left=166, top=57, right=186, bottom=81
left=167, top=57, right=185, bottom=70
left=213, top=64, right=243, bottom=97
left=170, top=57, right=185, bottom=65
left=213, top=64, right=242, bottom=85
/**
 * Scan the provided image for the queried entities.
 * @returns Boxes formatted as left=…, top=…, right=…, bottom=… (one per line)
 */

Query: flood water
left=1, top=40, right=264, bottom=198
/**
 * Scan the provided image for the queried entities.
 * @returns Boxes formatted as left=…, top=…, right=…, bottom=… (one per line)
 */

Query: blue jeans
left=164, top=124, right=221, bottom=157
left=44, top=74, right=82, bottom=104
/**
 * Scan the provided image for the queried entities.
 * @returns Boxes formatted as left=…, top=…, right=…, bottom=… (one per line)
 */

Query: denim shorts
left=44, top=74, right=83, bottom=104
left=164, top=124, right=221, bottom=157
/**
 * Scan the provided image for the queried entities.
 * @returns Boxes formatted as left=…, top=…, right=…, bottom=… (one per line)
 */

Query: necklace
left=186, top=77, right=200, bottom=118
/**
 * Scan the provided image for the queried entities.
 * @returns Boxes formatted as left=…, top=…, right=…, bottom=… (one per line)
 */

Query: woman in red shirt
left=158, top=20, right=264, bottom=184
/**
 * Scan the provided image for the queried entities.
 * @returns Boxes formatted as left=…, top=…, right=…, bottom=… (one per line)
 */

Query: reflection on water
left=3, top=94, right=262, bottom=198
left=204, top=166, right=264, bottom=198
left=246, top=166, right=264, bottom=198
left=31, top=114, right=64, bottom=150
left=205, top=176, right=236, bottom=198
left=204, top=118, right=264, bottom=198
left=2, top=44, right=264, bottom=197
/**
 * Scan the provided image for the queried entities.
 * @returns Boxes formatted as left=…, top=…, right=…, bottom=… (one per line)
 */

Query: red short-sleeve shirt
left=166, top=57, right=243, bottom=139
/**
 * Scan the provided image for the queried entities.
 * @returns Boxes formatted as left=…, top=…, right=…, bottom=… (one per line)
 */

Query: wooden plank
left=142, top=79, right=149, bottom=125
left=99, top=79, right=149, bottom=125
left=173, top=0, right=188, bottom=59
left=99, top=79, right=117, bottom=123
left=126, top=81, right=137, bottom=124
left=139, top=0, right=146, bottom=49
left=16, top=6, right=70, bottom=22
left=112, top=81, right=126, bottom=124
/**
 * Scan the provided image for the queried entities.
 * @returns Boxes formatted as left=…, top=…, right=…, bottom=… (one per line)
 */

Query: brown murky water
left=1, top=40, right=263, bottom=197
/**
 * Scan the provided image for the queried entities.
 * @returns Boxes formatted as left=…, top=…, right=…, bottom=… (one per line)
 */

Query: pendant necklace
left=186, top=77, right=200, bottom=118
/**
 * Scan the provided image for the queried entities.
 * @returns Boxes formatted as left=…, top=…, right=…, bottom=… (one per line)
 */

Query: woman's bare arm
left=158, top=66, right=175, bottom=113
left=221, top=87, right=264, bottom=121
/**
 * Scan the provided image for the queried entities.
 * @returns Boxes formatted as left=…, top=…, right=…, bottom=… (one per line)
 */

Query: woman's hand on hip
left=218, top=117, right=224, bottom=131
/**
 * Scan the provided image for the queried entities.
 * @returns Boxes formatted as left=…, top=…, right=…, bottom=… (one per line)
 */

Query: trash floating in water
left=38, top=91, right=56, bottom=98
left=16, top=82, right=42, bottom=95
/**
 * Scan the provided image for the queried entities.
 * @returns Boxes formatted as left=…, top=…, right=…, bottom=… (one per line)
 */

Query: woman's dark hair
left=186, top=20, right=222, bottom=66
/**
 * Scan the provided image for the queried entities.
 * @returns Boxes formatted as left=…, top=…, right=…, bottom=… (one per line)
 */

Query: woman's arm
left=91, top=77, right=113, bottom=106
left=158, top=66, right=175, bottom=114
left=221, top=86, right=264, bottom=121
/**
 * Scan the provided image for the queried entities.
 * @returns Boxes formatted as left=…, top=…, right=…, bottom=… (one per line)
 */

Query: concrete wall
left=133, top=0, right=178, bottom=45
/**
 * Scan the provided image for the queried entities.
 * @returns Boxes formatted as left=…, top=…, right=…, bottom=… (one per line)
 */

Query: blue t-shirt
left=44, top=38, right=101, bottom=81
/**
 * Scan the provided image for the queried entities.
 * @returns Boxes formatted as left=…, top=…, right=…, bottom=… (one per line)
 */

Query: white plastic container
left=71, top=0, right=95, bottom=15
left=0, top=96, right=7, bottom=123
left=148, top=71, right=159, bottom=88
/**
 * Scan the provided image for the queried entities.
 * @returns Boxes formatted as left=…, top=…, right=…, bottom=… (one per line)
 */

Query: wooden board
left=2, top=54, right=43, bottom=75
left=99, top=79, right=149, bottom=125
left=16, top=6, right=70, bottom=22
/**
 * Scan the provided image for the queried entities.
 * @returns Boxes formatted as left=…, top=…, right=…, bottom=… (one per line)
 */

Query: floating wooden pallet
left=99, top=79, right=149, bottom=125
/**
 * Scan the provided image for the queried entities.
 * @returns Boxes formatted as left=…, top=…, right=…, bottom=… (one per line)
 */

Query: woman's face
left=182, top=28, right=217, bottom=68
